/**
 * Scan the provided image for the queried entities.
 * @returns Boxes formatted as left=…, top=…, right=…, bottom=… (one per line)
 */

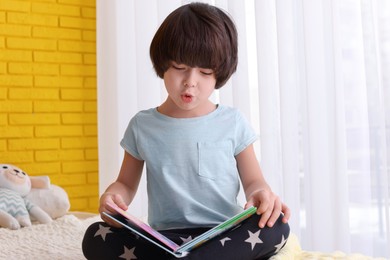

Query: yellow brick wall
left=0, top=0, right=98, bottom=213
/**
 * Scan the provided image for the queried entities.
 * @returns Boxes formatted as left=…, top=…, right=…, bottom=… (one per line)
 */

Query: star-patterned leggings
left=82, top=213, right=290, bottom=260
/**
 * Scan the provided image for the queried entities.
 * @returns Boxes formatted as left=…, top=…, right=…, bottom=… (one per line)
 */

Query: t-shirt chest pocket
left=197, top=141, right=237, bottom=180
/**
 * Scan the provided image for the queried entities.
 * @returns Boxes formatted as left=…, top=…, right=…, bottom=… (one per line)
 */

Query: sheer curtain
left=96, top=0, right=390, bottom=257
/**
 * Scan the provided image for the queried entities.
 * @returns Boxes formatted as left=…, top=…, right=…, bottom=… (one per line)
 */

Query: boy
left=83, top=3, right=290, bottom=259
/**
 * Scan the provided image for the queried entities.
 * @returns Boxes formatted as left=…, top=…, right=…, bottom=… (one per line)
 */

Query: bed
left=0, top=212, right=386, bottom=260
left=0, top=212, right=99, bottom=259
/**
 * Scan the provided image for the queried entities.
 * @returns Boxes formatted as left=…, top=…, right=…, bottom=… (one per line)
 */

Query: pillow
left=26, top=184, right=70, bottom=219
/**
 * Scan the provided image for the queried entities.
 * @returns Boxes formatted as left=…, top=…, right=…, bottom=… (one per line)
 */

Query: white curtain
left=96, top=0, right=390, bottom=257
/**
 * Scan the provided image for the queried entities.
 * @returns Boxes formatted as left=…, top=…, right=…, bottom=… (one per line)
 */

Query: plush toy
left=0, top=164, right=52, bottom=229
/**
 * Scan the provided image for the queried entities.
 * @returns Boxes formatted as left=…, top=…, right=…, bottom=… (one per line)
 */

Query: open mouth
left=181, top=94, right=193, bottom=103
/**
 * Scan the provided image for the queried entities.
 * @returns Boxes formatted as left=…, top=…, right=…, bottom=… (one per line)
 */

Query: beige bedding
left=0, top=213, right=100, bottom=260
left=270, top=234, right=387, bottom=260
left=0, top=213, right=386, bottom=260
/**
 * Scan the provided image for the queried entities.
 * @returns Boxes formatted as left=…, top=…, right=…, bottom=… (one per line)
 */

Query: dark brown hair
left=149, top=2, right=238, bottom=89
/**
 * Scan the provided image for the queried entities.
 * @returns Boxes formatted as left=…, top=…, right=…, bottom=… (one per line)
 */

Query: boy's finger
left=267, top=205, right=282, bottom=227
left=258, top=207, right=272, bottom=228
left=113, top=194, right=128, bottom=210
left=256, top=200, right=269, bottom=215
left=244, top=198, right=255, bottom=210
left=281, top=203, right=291, bottom=223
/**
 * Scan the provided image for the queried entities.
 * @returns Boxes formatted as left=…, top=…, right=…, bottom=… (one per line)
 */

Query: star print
left=245, top=230, right=263, bottom=250
left=180, top=235, right=193, bottom=244
left=220, top=237, right=231, bottom=246
left=94, top=224, right=113, bottom=241
left=119, top=246, right=137, bottom=260
left=274, top=235, right=287, bottom=253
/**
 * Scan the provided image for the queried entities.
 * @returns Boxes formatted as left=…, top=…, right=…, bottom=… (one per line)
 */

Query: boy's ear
left=30, top=176, right=51, bottom=189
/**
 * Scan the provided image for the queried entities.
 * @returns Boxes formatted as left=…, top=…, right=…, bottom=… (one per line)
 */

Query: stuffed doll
left=0, top=164, right=52, bottom=229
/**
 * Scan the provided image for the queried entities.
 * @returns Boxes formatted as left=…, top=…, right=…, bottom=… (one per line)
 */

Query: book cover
left=103, top=202, right=257, bottom=258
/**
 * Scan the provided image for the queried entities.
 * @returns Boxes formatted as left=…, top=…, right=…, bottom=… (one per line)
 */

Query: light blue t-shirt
left=120, top=105, right=257, bottom=230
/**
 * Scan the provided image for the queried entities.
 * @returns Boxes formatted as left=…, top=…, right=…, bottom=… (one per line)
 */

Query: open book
left=103, top=202, right=257, bottom=258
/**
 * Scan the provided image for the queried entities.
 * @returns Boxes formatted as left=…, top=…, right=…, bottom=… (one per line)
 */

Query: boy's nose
left=184, top=69, right=197, bottom=87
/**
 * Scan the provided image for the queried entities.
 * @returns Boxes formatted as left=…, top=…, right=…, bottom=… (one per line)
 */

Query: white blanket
left=0, top=214, right=100, bottom=260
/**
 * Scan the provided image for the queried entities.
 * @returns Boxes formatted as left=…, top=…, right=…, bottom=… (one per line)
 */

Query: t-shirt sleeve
left=120, top=116, right=143, bottom=160
left=234, top=110, right=258, bottom=155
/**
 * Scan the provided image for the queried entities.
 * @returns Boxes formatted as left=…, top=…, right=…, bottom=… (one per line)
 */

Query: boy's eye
left=200, top=70, right=213, bottom=76
left=171, top=63, right=213, bottom=75
left=172, top=65, right=185, bottom=70
left=200, top=68, right=214, bottom=75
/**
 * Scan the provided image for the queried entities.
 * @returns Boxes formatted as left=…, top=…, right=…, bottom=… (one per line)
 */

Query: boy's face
left=163, top=61, right=216, bottom=114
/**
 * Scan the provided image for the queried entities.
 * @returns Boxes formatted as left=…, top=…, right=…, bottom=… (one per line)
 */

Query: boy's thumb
left=113, top=194, right=128, bottom=210
left=244, top=198, right=254, bottom=210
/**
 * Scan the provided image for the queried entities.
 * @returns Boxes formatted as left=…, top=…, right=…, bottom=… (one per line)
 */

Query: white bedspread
left=0, top=214, right=100, bottom=260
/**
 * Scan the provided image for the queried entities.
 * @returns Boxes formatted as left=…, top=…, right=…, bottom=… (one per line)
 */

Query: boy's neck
left=157, top=99, right=217, bottom=118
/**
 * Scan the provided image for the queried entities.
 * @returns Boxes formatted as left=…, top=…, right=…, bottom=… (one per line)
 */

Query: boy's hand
left=99, top=193, right=128, bottom=227
left=245, top=189, right=290, bottom=228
